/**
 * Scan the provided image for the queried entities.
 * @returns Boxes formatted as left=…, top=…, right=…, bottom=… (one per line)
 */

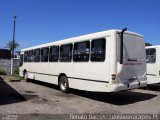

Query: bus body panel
left=19, top=30, right=147, bottom=92
left=116, top=33, right=147, bottom=86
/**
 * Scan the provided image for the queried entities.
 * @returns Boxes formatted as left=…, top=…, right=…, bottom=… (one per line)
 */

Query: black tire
left=59, top=76, right=69, bottom=93
left=24, top=71, right=28, bottom=82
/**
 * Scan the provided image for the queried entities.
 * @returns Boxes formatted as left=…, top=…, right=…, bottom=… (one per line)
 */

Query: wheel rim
left=61, top=81, right=67, bottom=90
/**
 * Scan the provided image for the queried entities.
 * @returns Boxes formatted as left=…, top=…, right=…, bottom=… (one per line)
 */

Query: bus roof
left=21, top=29, right=143, bottom=52
left=146, top=45, right=160, bottom=49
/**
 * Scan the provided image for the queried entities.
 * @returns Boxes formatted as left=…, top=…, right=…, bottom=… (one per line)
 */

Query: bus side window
left=73, top=41, right=90, bottom=62
left=24, top=51, right=28, bottom=62
left=19, top=54, right=23, bottom=66
left=60, top=44, right=72, bottom=62
left=41, top=47, right=49, bottom=62
left=91, top=38, right=106, bottom=62
left=49, top=46, right=59, bottom=62
left=146, top=48, right=156, bottom=63
left=34, top=49, right=40, bottom=62
left=28, top=50, right=34, bottom=62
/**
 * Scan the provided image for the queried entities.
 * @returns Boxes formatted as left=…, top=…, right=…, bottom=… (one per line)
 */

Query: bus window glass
left=34, top=49, right=40, bottom=62
left=24, top=51, right=28, bottom=62
left=91, top=38, right=106, bottom=61
left=146, top=48, right=156, bottom=63
left=28, top=50, right=34, bottom=62
left=41, top=47, right=49, bottom=62
left=60, top=44, right=72, bottom=62
left=49, top=46, right=59, bottom=62
left=19, top=54, right=23, bottom=66
left=73, top=41, right=90, bottom=62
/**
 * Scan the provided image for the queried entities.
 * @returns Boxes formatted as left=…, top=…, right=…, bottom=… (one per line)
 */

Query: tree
left=5, top=41, right=20, bottom=56
left=5, top=41, right=20, bottom=75
left=145, top=43, right=152, bottom=46
left=5, top=41, right=20, bottom=58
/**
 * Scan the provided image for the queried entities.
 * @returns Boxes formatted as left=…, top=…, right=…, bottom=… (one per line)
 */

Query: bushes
left=14, top=67, right=19, bottom=75
left=0, top=67, right=19, bottom=75
left=0, top=68, right=6, bottom=75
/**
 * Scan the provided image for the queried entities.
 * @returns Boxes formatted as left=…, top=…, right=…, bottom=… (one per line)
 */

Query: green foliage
left=0, top=68, right=6, bottom=75
left=145, top=43, right=152, bottom=46
left=14, top=67, right=19, bottom=75
left=5, top=41, right=20, bottom=58
left=1, top=75, right=23, bottom=82
left=5, top=41, right=20, bottom=50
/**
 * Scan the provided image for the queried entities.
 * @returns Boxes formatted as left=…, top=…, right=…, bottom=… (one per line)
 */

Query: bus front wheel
left=24, top=72, right=28, bottom=82
left=59, top=76, right=69, bottom=93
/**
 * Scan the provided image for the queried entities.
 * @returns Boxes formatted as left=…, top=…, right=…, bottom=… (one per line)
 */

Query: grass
left=0, top=75, right=24, bottom=82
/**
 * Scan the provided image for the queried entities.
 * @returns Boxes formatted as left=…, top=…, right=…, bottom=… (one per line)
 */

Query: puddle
left=22, top=94, right=38, bottom=100
left=22, top=93, right=50, bottom=104
left=31, top=97, right=49, bottom=104
left=9, top=80, right=22, bottom=82
left=24, top=91, right=36, bottom=94
left=55, top=93, right=75, bottom=99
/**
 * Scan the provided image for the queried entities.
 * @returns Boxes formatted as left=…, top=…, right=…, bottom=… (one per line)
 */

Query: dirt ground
left=0, top=78, right=160, bottom=120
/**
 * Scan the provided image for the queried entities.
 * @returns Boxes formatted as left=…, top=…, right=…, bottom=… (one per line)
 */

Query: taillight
left=111, top=74, right=117, bottom=80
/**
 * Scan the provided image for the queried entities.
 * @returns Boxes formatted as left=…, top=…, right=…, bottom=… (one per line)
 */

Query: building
left=0, top=49, right=11, bottom=59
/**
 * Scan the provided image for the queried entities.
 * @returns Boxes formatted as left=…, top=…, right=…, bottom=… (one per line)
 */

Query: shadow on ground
left=27, top=79, right=59, bottom=90
left=28, top=79, right=157, bottom=106
left=141, top=84, right=160, bottom=92
left=0, top=77, right=27, bottom=105
left=70, top=89, right=157, bottom=105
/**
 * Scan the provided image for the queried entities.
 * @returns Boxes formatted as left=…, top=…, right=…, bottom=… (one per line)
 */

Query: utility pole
left=11, top=15, right=16, bottom=75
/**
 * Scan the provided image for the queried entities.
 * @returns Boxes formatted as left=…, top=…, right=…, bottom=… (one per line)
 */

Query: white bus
left=146, top=46, right=160, bottom=84
left=19, top=29, right=147, bottom=92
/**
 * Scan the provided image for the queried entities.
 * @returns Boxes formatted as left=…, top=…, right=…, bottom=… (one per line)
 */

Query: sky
left=0, top=0, right=160, bottom=50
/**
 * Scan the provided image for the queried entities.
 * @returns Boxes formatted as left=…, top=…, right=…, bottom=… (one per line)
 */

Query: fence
left=0, top=59, right=19, bottom=75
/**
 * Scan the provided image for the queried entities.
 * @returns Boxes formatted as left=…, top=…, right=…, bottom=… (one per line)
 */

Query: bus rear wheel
left=59, top=76, right=69, bottom=93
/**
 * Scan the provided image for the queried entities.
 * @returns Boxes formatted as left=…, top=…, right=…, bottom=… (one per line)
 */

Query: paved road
left=0, top=77, right=160, bottom=119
